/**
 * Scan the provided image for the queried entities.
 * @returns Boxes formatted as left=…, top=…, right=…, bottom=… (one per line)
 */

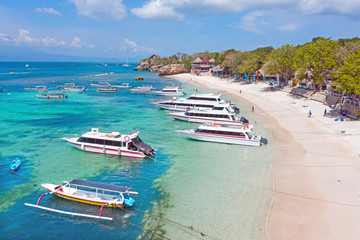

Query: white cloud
left=120, top=38, right=159, bottom=53
left=228, top=11, right=266, bottom=34
left=70, top=0, right=127, bottom=22
left=130, top=0, right=360, bottom=21
left=0, top=33, right=13, bottom=42
left=131, top=0, right=184, bottom=21
left=35, top=7, right=62, bottom=16
left=70, top=37, right=95, bottom=48
left=278, top=23, right=298, bottom=31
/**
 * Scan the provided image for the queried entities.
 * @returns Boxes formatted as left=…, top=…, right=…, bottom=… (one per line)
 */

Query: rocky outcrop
left=158, top=64, right=189, bottom=76
left=134, top=55, right=190, bottom=75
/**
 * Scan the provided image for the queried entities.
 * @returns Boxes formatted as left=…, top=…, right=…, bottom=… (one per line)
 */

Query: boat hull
left=153, top=92, right=185, bottom=96
left=168, top=113, right=243, bottom=126
left=180, top=131, right=261, bottom=146
left=62, top=137, right=146, bottom=158
left=154, top=103, right=211, bottom=112
left=42, top=183, right=124, bottom=208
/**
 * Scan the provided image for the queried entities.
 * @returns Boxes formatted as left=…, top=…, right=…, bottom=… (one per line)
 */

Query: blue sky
left=0, top=0, right=359, bottom=61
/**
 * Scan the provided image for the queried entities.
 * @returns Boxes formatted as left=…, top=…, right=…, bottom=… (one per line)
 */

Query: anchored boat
left=25, top=179, right=138, bottom=221
left=61, top=128, right=155, bottom=158
left=36, top=91, right=68, bottom=99
left=9, top=158, right=21, bottom=171
left=152, top=87, right=185, bottom=96
left=167, top=105, right=244, bottom=126
left=178, top=123, right=268, bottom=146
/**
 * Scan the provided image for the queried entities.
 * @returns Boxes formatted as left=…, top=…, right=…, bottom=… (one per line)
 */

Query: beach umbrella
left=245, top=72, right=248, bottom=82
left=263, top=73, right=265, bottom=82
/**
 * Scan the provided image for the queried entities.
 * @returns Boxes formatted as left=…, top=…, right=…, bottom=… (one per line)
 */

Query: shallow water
left=0, top=63, right=274, bottom=239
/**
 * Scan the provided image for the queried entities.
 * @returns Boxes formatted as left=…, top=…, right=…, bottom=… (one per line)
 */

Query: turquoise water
left=0, top=62, right=274, bottom=239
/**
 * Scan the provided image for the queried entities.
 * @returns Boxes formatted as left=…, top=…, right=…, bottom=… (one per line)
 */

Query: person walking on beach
left=308, top=110, right=312, bottom=117
left=252, top=106, right=254, bottom=112
left=239, top=89, right=242, bottom=94
left=324, top=109, right=327, bottom=116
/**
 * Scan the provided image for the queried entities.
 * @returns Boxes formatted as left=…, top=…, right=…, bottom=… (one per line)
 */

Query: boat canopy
left=70, top=179, right=129, bottom=193
left=132, top=136, right=154, bottom=155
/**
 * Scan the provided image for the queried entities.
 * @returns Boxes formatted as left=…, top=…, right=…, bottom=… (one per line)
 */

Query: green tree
left=333, top=51, right=360, bottom=95
left=295, top=38, right=340, bottom=91
left=264, top=44, right=297, bottom=82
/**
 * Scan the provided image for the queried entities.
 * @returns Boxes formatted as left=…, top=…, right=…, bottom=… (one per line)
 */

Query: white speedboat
left=178, top=123, right=267, bottom=146
left=152, top=87, right=185, bottom=96
left=111, top=83, right=130, bottom=89
left=61, top=128, right=155, bottom=158
left=36, top=91, right=68, bottom=99
left=129, top=85, right=153, bottom=93
left=152, top=93, right=228, bottom=111
left=90, top=82, right=111, bottom=87
left=167, top=105, right=244, bottom=126
left=25, top=86, right=47, bottom=92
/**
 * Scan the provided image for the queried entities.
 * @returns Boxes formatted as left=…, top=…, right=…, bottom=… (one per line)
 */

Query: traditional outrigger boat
left=96, top=87, right=117, bottom=92
left=25, top=179, right=138, bottom=221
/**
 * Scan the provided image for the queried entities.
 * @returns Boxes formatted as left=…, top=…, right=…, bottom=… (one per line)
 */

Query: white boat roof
left=188, top=106, right=233, bottom=114
left=81, top=128, right=137, bottom=140
left=199, top=123, right=253, bottom=132
left=189, top=93, right=221, bottom=98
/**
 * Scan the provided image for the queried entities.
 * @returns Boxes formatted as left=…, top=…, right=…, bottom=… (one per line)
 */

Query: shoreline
left=166, top=73, right=360, bottom=239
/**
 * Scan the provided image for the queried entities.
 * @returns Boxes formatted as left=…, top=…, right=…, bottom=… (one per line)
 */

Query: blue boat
left=9, top=158, right=21, bottom=171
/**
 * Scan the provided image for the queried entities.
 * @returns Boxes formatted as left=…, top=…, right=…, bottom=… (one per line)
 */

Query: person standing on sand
left=324, top=109, right=327, bottom=116
left=252, top=106, right=254, bottom=112
left=308, top=110, right=312, bottom=117
left=239, top=90, right=242, bottom=94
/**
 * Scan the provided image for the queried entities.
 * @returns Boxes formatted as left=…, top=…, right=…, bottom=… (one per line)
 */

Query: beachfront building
left=191, top=58, right=214, bottom=75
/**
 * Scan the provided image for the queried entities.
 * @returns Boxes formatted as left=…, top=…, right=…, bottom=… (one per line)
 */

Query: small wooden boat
left=25, top=86, right=47, bottom=92
left=25, top=179, right=138, bottom=221
left=97, top=87, right=117, bottom=92
left=9, top=158, right=21, bottom=171
left=135, top=77, right=144, bottom=81
left=36, top=91, right=68, bottom=99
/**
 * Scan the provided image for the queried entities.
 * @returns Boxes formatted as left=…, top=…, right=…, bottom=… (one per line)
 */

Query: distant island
left=135, top=37, right=360, bottom=96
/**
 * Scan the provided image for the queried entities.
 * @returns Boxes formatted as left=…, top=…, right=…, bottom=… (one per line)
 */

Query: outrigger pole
left=24, top=203, right=113, bottom=221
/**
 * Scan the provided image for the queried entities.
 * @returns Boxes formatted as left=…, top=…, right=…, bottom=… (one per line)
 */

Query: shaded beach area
left=167, top=73, right=360, bottom=239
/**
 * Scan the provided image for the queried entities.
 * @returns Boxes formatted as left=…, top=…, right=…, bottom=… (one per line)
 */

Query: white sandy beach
left=167, top=73, right=360, bottom=239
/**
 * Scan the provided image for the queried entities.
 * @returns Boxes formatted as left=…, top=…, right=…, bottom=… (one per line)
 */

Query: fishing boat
left=61, top=128, right=155, bottom=158
left=57, top=83, right=76, bottom=89
left=25, top=179, right=138, bottom=221
left=110, top=83, right=130, bottom=89
left=24, top=86, right=47, bottom=92
left=167, top=105, right=245, bottom=126
left=64, top=86, right=86, bottom=92
left=9, top=158, right=21, bottom=171
left=36, top=91, right=68, bottom=99
left=135, top=77, right=144, bottom=81
left=152, top=87, right=185, bottom=96
left=177, top=123, right=268, bottom=146
left=97, top=87, right=117, bottom=92
left=152, top=93, right=228, bottom=112
left=90, top=82, right=111, bottom=87
left=129, top=85, right=153, bottom=93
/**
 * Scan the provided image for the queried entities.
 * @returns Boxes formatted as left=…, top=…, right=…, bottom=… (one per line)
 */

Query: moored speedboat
left=152, top=93, right=228, bottom=111
left=36, top=91, right=68, bottom=99
left=64, top=86, right=86, bottom=92
left=178, top=123, right=268, bottom=146
left=25, top=86, right=47, bottom=92
left=90, top=82, right=111, bottom=87
left=167, top=105, right=244, bottom=126
left=57, top=83, right=76, bottom=89
left=152, top=87, right=185, bottom=96
left=61, top=128, right=155, bottom=158
left=97, top=87, right=117, bottom=92
left=129, top=85, right=153, bottom=93
left=111, top=83, right=130, bottom=89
